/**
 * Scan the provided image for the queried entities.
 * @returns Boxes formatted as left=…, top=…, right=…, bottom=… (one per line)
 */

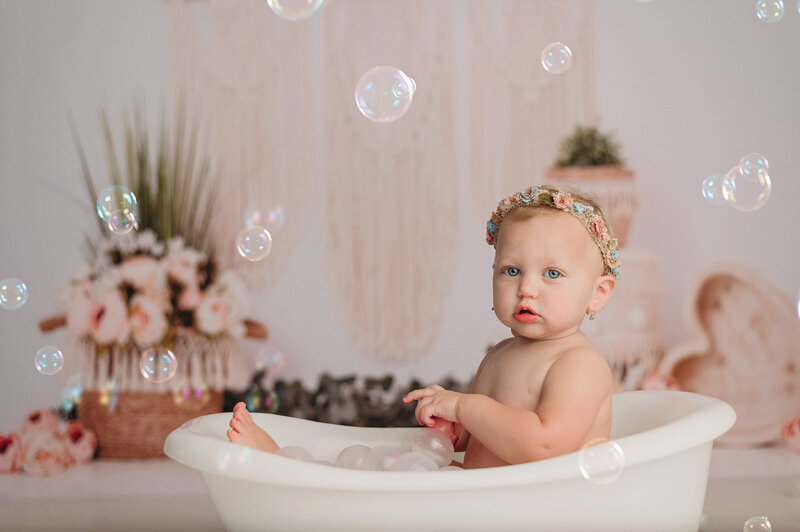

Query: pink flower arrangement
left=57, top=230, right=250, bottom=349
left=1, top=410, right=97, bottom=476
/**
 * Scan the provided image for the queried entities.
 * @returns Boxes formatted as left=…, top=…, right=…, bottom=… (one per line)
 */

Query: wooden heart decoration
left=658, top=262, right=800, bottom=446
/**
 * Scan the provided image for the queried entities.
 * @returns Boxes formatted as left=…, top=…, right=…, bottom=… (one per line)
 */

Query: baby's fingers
left=402, top=388, right=433, bottom=404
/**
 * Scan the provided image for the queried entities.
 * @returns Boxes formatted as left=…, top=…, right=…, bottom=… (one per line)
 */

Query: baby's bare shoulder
left=546, top=345, right=612, bottom=381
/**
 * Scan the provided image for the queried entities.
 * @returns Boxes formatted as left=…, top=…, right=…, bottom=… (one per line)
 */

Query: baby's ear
left=587, top=275, right=616, bottom=314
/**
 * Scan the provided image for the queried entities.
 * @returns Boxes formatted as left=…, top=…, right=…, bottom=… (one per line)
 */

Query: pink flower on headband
left=552, top=193, right=572, bottom=210
left=591, top=216, right=608, bottom=238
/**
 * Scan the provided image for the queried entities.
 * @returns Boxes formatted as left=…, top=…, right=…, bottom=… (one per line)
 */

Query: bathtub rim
left=164, top=390, right=735, bottom=492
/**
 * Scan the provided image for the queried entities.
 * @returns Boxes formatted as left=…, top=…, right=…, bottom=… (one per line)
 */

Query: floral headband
left=486, top=185, right=621, bottom=278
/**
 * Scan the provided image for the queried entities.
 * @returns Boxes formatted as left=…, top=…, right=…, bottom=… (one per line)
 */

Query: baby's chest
left=474, top=361, right=546, bottom=409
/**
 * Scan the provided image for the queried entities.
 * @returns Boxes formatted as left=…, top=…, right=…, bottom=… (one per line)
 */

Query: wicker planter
left=78, top=390, right=223, bottom=458
left=544, top=166, right=637, bottom=247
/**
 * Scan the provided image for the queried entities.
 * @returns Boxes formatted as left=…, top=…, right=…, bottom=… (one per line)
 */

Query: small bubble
left=139, top=348, right=177, bottom=383
left=236, top=225, right=273, bottom=262
left=755, top=0, right=784, bottom=22
left=743, top=516, right=772, bottom=532
left=541, top=42, right=573, bottom=74
left=35, top=346, right=64, bottom=375
left=578, top=438, right=625, bottom=484
left=0, top=277, right=28, bottom=310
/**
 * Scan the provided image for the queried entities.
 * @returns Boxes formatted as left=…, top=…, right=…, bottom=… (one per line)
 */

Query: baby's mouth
left=514, top=306, right=540, bottom=323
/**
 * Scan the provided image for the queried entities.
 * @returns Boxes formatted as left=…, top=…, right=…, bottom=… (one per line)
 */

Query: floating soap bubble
left=245, top=386, right=263, bottom=410
left=61, top=374, right=83, bottom=411
left=370, top=445, right=405, bottom=471
left=756, top=0, right=784, bottom=22
left=265, top=206, right=286, bottom=233
left=722, top=165, right=772, bottom=212
left=173, top=384, right=210, bottom=407
left=96, top=185, right=139, bottom=233
left=701, top=172, right=727, bottom=205
left=255, top=346, right=285, bottom=375
left=743, top=516, right=772, bottom=532
left=337, top=444, right=377, bottom=470
left=739, top=153, right=769, bottom=181
left=355, top=66, right=416, bottom=123
left=412, top=428, right=455, bottom=467
left=541, top=42, right=573, bottom=74
left=276, top=445, right=314, bottom=462
left=139, top=347, right=177, bottom=383
left=98, top=379, right=119, bottom=410
left=388, top=451, right=439, bottom=472
left=578, top=438, right=625, bottom=484
left=244, top=206, right=263, bottom=227
left=266, top=0, right=326, bottom=21
left=35, top=346, right=64, bottom=375
left=236, top=225, right=273, bottom=261
left=0, top=277, right=28, bottom=310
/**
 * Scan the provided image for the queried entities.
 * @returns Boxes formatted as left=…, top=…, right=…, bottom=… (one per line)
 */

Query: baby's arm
left=407, top=348, right=611, bottom=464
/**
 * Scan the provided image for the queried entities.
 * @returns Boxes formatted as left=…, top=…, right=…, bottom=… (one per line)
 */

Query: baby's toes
left=230, top=417, right=243, bottom=432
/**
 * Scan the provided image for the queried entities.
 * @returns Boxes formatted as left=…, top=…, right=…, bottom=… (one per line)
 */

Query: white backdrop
left=1, top=0, right=799, bottom=432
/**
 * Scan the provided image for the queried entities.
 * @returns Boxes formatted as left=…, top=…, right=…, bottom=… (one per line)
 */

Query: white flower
left=119, top=255, right=166, bottom=294
left=129, top=294, right=169, bottom=348
left=195, top=271, right=249, bottom=338
left=65, top=282, right=93, bottom=338
left=88, top=289, right=130, bottom=346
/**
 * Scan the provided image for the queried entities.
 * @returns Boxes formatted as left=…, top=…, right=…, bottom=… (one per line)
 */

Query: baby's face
left=492, top=210, right=606, bottom=341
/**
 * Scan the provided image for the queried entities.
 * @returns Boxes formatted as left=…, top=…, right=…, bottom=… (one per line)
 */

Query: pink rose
left=591, top=216, right=608, bottom=238
left=177, top=284, right=203, bottom=311
left=89, top=289, right=130, bottom=346
left=552, top=193, right=572, bottom=209
left=130, top=294, right=169, bottom=348
left=20, top=410, right=59, bottom=437
left=641, top=373, right=681, bottom=391
left=61, top=422, right=97, bottom=465
left=195, top=293, right=228, bottom=336
left=781, top=416, right=800, bottom=454
left=0, top=433, right=22, bottom=473
left=20, top=432, right=73, bottom=476
left=119, top=255, right=164, bottom=294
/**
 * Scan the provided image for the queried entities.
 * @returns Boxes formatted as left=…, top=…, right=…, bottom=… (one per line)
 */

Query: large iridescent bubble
left=96, top=185, right=139, bottom=235
left=266, top=0, right=326, bottom=21
left=541, top=42, right=573, bottom=74
left=354, top=66, right=416, bottom=123
left=0, top=277, right=28, bottom=310
left=738, top=152, right=769, bottom=180
left=722, top=165, right=772, bottom=212
left=756, top=0, right=784, bottom=22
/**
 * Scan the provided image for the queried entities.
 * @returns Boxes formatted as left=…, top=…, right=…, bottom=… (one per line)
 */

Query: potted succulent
left=545, top=125, right=636, bottom=246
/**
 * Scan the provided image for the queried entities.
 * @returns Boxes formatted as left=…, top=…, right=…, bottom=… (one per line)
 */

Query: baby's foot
left=227, top=402, right=279, bottom=453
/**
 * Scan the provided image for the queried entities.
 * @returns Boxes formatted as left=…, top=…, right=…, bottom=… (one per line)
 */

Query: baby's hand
left=403, top=385, right=463, bottom=428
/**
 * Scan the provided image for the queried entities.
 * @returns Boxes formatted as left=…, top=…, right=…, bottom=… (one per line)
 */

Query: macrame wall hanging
left=169, top=0, right=316, bottom=290
left=169, top=0, right=595, bottom=363
left=466, top=0, right=596, bottom=220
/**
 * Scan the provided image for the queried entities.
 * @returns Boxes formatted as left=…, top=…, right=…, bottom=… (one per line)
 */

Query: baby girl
left=228, top=185, right=619, bottom=468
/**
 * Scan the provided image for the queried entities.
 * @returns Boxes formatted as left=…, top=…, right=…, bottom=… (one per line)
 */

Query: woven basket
left=77, top=390, right=224, bottom=459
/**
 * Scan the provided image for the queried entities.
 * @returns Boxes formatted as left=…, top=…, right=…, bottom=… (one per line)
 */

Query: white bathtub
left=164, top=390, right=735, bottom=532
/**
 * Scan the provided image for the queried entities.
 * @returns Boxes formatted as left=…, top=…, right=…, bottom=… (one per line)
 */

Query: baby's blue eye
left=505, top=267, right=520, bottom=277
left=545, top=269, right=561, bottom=279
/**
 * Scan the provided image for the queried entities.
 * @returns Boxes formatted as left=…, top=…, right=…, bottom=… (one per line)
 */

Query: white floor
left=1, top=445, right=798, bottom=531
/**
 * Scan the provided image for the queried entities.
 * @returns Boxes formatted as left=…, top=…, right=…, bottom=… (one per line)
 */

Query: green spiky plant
left=554, top=125, right=625, bottom=168
left=68, top=101, right=218, bottom=261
